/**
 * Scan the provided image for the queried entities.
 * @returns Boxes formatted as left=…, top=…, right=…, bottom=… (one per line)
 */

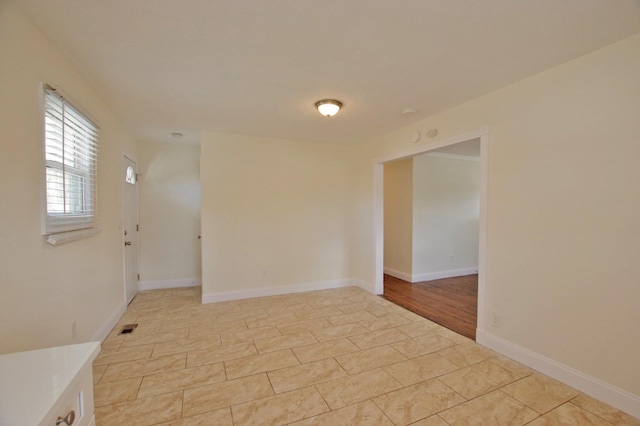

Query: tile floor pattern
left=93, top=287, right=639, bottom=426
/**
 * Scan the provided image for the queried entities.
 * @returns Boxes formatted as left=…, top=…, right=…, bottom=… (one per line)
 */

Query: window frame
left=41, top=84, right=99, bottom=235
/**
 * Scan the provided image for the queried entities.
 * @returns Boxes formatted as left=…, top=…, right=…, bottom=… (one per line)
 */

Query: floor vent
left=119, top=324, right=138, bottom=335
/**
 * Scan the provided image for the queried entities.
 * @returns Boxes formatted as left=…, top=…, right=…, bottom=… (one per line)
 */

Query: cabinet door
left=40, top=366, right=95, bottom=426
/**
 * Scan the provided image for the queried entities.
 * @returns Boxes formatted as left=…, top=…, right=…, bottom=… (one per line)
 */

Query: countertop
left=0, top=341, right=100, bottom=426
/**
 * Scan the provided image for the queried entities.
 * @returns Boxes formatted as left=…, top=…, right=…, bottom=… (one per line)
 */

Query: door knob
left=124, top=241, right=132, bottom=246
left=56, top=410, right=75, bottom=425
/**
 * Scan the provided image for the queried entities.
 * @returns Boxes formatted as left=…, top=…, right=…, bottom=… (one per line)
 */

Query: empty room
left=1, top=1, right=639, bottom=425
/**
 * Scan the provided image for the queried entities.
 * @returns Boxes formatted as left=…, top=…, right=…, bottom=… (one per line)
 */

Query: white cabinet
left=0, top=342, right=100, bottom=426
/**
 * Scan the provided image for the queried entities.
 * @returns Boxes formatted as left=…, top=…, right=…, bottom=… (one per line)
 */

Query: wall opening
left=373, top=127, right=489, bottom=340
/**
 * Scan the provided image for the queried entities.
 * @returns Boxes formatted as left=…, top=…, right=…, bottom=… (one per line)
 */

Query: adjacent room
left=1, top=0, right=639, bottom=424
left=382, top=140, right=481, bottom=340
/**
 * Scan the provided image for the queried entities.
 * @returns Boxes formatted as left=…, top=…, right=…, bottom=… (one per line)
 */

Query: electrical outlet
left=71, top=321, right=77, bottom=338
left=492, top=315, right=501, bottom=328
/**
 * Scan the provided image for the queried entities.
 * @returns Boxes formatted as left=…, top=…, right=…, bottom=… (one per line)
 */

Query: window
left=125, top=165, right=136, bottom=184
left=43, top=86, right=99, bottom=234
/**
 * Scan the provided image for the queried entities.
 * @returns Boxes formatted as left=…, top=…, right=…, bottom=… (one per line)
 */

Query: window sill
left=46, top=228, right=101, bottom=245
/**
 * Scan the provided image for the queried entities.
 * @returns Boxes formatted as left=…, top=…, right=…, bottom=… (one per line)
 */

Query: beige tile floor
left=93, top=286, right=639, bottom=426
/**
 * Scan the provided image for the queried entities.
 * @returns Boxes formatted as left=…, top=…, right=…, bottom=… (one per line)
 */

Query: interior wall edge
left=201, top=278, right=354, bottom=304
left=477, top=330, right=640, bottom=419
left=138, top=278, right=202, bottom=292
left=349, top=278, right=374, bottom=293
left=412, top=268, right=479, bottom=283
left=383, top=267, right=412, bottom=283
left=90, top=301, right=126, bottom=343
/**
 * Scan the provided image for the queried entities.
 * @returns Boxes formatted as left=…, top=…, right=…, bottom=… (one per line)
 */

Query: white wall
left=0, top=2, right=136, bottom=353
left=200, top=131, right=354, bottom=302
left=384, top=155, right=480, bottom=282
left=4, top=0, right=638, bottom=415
left=350, top=32, right=640, bottom=411
left=412, top=154, right=480, bottom=280
left=383, top=158, right=413, bottom=279
left=137, top=140, right=201, bottom=289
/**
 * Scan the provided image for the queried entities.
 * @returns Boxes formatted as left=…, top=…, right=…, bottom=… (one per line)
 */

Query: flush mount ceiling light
left=315, top=99, right=343, bottom=117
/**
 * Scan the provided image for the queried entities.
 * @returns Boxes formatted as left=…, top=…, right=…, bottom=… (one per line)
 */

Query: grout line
left=95, top=286, right=631, bottom=424
left=178, top=390, right=185, bottom=421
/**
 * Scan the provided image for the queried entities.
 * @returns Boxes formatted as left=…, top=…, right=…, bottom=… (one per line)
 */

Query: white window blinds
left=43, top=86, right=99, bottom=235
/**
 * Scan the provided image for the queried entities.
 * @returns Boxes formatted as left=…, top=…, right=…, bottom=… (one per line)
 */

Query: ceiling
left=12, top=0, right=640, bottom=145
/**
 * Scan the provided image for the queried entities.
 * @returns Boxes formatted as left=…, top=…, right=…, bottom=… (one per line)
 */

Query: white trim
left=478, top=330, right=640, bottom=419
left=477, top=133, right=489, bottom=337
left=46, top=227, right=101, bottom=245
left=424, top=152, right=480, bottom=162
left=384, top=267, right=478, bottom=283
left=374, top=126, right=488, bottom=164
left=91, top=301, right=126, bottom=343
left=373, top=127, right=489, bottom=331
left=374, top=163, right=385, bottom=295
left=39, top=83, right=48, bottom=236
left=139, top=278, right=202, bottom=292
left=202, top=279, right=353, bottom=304
left=383, top=267, right=412, bottom=282
left=349, top=278, right=374, bottom=293
left=412, top=267, right=478, bottom=283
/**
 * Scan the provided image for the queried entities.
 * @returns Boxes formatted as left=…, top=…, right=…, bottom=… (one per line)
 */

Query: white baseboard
left=384, top=266, right=478, bottom=283
left=91, top=301, right=126, bottom=343
left=202, top=279, right=354, bottom=304
left=139, top=278, right=202, bottom=291
left=383, top=267, right=412, bottom=282
left=477, top=330, right=640, bottom=419
left=412, top=267, right=478, bottom=283
left=350, top=278, right=374, bottom=293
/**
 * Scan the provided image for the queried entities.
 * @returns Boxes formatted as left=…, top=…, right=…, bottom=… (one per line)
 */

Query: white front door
left=123, top=156, right=139, bottom=304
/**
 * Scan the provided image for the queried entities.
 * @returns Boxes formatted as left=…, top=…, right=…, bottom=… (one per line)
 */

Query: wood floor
left=382, top=274, right=478, bottom=340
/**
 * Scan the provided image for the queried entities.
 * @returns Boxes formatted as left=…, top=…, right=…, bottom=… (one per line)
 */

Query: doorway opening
left=373, top=127, right=488, bottom=341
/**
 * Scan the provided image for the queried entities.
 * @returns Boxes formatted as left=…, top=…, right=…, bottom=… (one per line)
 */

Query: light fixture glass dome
left=315, top=99, right=343, bottom=117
